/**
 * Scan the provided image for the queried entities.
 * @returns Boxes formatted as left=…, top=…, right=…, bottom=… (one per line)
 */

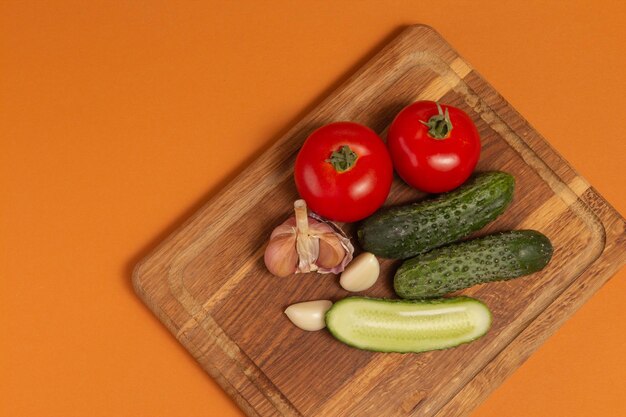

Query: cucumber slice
left=325, top=297, right=491, bottom=353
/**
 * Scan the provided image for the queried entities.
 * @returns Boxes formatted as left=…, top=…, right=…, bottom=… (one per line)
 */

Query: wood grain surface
left=133, top=25, right=626, bottom=417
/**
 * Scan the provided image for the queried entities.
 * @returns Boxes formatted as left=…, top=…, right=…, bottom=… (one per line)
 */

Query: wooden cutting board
left=133, top=25, right=626, bottom=417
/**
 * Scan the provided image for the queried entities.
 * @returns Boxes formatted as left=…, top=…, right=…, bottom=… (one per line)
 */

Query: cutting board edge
left=432, top=187, right=626, bottom=417
left=132, top=183, right=626, bottom=407
left=132, top=25, right=626, bottom=417
left=132, top=181, right=626, bottom=417
left=132, top=263, right=300, bottom=417
left=422, top=47, right=626, bottom=414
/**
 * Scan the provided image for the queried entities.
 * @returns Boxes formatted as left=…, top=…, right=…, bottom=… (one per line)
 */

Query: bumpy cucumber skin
left=394, top=230, right=553, bottom=299
left=325, top=296, right=492, bottom=353
left=357, top=171, right=515, bottom=259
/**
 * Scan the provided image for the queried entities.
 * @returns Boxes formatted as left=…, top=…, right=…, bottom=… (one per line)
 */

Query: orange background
left=1, top=1, right=625, bottom=416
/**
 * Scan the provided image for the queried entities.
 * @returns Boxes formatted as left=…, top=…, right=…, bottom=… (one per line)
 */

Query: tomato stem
left=420, top=102, right=453, bottom=139
left=326, top=145, right=358, bottom=172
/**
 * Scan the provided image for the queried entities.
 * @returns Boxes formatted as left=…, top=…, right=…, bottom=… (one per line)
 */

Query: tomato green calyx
left=326, top=145, right=358, bottom=173
left=420, top=102, right=453, bottom=139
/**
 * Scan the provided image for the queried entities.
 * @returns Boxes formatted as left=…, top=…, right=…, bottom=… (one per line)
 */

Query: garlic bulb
left=264, top=199, right=354, bottom=277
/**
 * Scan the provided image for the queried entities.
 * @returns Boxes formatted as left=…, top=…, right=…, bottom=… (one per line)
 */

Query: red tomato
left=294, top=122, right=393, bottom=222
left=387, top=101, right=481, bottom=193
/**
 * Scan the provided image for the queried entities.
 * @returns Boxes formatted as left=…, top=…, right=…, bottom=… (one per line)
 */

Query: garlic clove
left=339, top=252, right=380, bottom=292
left=308, top=221, right=334, bottom=234
left=284, top=300, right=333, bottom=331
left=270, top=222, right=295, bottom=240
left=264, top=233, right=298, bottom=277
left=317, top=234, right=346, bottom=269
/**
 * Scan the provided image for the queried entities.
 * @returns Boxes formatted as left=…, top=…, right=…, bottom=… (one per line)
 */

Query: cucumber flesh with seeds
left=325, top=297, right=491, bottom=353
left=357, top=171, right=515, bottom=259
left=394, top=230, right=553, bottom=299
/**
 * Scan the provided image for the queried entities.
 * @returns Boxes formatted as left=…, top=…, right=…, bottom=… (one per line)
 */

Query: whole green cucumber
left=357, top=171, right=515, bottom=259
left=325, top=296, right=492, bottom=353
left=394, top=230, right=553, bottom=299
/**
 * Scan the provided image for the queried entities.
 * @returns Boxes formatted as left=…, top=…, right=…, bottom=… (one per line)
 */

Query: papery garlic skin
left=339, top=252, right=380, bottom=292
left=284, top=300, right=333, bottom=331
left=295, top=201, right=319, bottom=272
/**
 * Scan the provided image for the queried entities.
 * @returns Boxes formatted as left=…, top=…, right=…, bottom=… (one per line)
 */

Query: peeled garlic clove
left=284, top=300, right=332, bottom=331
left=317, top=234, right=346, bottom=269
left=264, top=234, right=298, bottom=277
left=339, top=252, right=380, bottom=292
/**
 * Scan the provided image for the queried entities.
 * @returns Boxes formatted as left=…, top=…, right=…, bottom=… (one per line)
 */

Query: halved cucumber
left=325, top=297, right=491, bottom=353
